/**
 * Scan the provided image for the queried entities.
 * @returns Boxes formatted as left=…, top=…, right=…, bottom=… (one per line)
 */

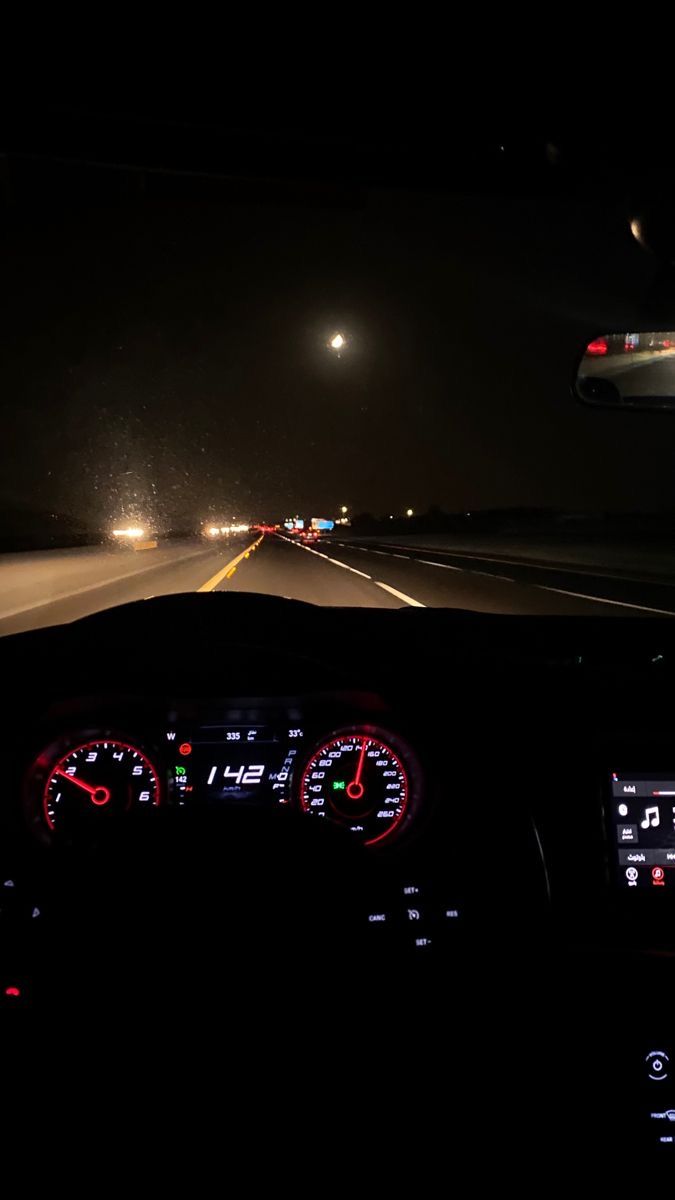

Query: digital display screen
left=610, top=772, right=675, bottom=889
left=167, top=722, right=304, bottom=806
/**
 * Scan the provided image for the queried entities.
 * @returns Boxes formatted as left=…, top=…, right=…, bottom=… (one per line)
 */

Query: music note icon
left=641, top=805, right=660, bottom=830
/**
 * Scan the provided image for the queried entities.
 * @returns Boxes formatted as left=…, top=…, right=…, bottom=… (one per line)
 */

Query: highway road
left=1, top=532, right=675, bottom=637
left=582, top=348, right=675, bottom=399
left=605, top=358, right=675, bottom=399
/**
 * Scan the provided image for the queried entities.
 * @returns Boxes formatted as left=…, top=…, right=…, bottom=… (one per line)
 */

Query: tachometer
left=42, top=739, right=160, bottom=831
left=299, top=730, right=413, bottom=846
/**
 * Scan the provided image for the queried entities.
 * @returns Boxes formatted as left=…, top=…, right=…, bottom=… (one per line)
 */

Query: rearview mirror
left=575, top=332, right=675, bottom=410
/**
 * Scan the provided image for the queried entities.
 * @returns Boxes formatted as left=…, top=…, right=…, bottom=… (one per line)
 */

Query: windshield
left=2, top=123, right=674, bottom=634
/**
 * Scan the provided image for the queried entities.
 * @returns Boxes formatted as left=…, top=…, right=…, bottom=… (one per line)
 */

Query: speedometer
left=42, top=739, right=160, bottom=831
left=299, top=730, right=413, bottom=846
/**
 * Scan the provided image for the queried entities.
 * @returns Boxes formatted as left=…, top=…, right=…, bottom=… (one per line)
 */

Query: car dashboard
left=3, top=592, right=675, bottom=1152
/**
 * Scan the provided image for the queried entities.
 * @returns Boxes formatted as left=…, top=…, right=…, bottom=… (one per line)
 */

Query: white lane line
left=417, top=559, right=463, bottom=570
left=372, top=550, right=392, bottom=556
left=325, top=555, right=371, bottom=579
left=291, top=540, right=372, bottom=579
left=0, top=547, right=213, bottom=622
left=371, top=542, right=675, bottom=590
left=470, top=569, right=515, bottom=582
left=391, top=553, right=410, bottom=560
left=375, top=581, right=426, bottom=607
left=282, top=532, right=427, bottom=602
left=536, top=585, right=675, bottom=617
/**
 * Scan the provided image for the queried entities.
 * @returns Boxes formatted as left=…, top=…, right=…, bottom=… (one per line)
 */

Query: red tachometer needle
left=346, top=739, right=368, bottom=801
left=54, top=768, right=111, bottom=807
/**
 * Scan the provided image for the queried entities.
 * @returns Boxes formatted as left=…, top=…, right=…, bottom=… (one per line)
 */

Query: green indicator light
left=333, top=780, right=346, bottom=791
left=175, top=766, right=186, bottom=776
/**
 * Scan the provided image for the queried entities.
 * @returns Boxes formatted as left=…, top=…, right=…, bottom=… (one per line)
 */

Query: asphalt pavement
left=1, top=532, right=675, bottom=637
left=584, top=351, right=675, bottom=399
left=609, top=358, right=675, bottom=398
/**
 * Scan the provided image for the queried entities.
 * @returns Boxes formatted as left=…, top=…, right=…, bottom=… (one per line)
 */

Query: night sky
left=0, top=168, right=671, bottom=532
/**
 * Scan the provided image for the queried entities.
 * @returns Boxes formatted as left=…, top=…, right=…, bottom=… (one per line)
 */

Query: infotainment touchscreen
left=610, top=772, right=675, bottom=889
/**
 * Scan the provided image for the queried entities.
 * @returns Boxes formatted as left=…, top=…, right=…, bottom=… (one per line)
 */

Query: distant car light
left=112, top=527, right=145, bottom=539
left=585, top=338, right=608, bottom=357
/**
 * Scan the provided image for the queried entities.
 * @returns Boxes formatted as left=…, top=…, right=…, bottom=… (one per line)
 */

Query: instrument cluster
left=22, top=700, right=425, bottom=849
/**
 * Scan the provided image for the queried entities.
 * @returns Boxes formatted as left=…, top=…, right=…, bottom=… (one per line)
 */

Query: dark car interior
left=3, top=592, right=675, bottom=1150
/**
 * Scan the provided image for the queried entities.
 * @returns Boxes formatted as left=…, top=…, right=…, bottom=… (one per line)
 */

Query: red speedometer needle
left=346, top=740, right=368, bottom=801
left=54, top=768, right=111, bottom=807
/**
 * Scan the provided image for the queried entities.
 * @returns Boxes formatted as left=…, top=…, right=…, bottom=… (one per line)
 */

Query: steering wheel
left=34, top=805, right=376, bottom=1012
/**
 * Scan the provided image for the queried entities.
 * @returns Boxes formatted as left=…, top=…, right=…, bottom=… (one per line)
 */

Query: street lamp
left=406, top=508, right=414, bottom=518
left=340, top=505, right=348, bottom=515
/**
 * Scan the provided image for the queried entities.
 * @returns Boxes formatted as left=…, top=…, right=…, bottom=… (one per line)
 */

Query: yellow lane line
left=197, top=535, right=263, bottom=592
